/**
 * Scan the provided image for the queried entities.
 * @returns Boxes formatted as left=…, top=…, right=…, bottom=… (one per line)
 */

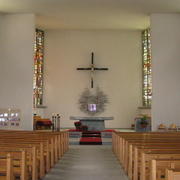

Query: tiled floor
left=43, top=145, right=129, bottom=180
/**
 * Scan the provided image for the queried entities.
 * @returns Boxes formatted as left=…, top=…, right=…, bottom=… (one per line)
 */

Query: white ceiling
left=0, top=0, right=180, bottom=30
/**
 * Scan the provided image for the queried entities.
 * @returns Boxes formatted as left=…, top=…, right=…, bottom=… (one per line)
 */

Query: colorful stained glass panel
left=142, top=29, right=152, bottom=107
left=33, top=29, right=44, bottom=107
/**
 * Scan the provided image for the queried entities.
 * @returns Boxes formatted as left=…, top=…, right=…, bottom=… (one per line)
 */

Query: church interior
left=1, top=0, right=180, bottom=180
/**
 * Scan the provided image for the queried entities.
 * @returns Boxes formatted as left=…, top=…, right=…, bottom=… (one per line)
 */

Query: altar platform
left=68, top=128, right=133, bottom=145
left=70, top=116, right=113, bottom=131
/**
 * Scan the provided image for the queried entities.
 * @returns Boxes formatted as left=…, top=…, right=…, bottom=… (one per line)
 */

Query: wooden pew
left=166, top=169, right=180, bottom=180
left=0, top=153, right=13, bottom=180
left=140, top=151, right=180, bottom=180
left=114, top=132, right=180, bottom=167
left=150, top=159, right=180, bottom=180
left=0, top=130, right=69, bottom=173
left=112, top=132, right=180, bottom=180
left=0, top=130, right=69, bottom=180
left=128, top=140, right=180, bottom=180
left=118, top=133, right=180, bottom=165
left=0, top=146, right=37, bottom=180
left=0, top=139, right=44, bottom=179
left=113, top=132, right=180, bottom=160
left=0, top=150, right=26, bottom=180
left=127, top=145, right=180, bottom=180
left=0, top=130, right=69, bottom=160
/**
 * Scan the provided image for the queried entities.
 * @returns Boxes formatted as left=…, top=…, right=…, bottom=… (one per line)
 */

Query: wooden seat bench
left=130, top=146, right=180, bottom=180
left=166, top=168, right=180, bottom=180
left=140, top=151, right=180, bottom=180
left=0, top=140, right=45, bottom=179
left=0, top=154, right=12, bottom=180
left=0, top=131, right=69, bottom=168
left=0, top=130, right=69, bottom=180
left=150, top=159, right=180, bottom=180
left=0, top=150, right=26, bottom=180
left=0, top=146, right=37, bottom=180
left=112, top=131, right=180, bottom=180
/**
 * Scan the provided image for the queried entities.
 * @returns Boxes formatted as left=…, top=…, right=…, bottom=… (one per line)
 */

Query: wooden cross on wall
left=77, top=52, right=108, bottom=88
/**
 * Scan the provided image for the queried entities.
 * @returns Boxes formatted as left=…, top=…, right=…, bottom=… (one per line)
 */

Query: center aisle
left=43, top=145, right=129, bottom=180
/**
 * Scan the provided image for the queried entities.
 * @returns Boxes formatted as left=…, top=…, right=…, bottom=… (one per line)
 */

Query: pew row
left=0, top=153, right=12, bottom=180
left=112, top=131, right=180, bottom=180
left=150, top=159, right=180, bottom=180
left=166, top=169, right=180, bottom=180
left=0, top=130, right=69, bottom=180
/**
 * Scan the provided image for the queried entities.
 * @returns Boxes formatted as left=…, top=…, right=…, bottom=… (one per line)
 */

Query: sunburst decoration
left=78, top=87, right=108, bottom=116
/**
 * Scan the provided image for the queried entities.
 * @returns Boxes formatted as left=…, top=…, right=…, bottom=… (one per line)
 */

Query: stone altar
left=70, top=116, right=113, bottom=131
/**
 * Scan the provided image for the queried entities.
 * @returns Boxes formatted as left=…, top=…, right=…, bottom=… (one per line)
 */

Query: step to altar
left=69, top=129, right=114, bottom=145
left=82, top=131, right=101, bottom=138
left=80, top=137, right=102, bottom=145
left=80, top=131, right=102, bottom=145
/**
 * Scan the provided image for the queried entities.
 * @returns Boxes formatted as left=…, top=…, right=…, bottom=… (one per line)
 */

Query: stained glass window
left=33, top=29, right=44, bottom=107
left=142, top=29, right=152, bottom=107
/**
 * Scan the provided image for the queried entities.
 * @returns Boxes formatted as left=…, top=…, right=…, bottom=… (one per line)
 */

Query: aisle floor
left=43, top=145, right=129, bottom=180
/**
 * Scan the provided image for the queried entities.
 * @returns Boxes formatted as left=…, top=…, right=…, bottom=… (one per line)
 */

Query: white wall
left=0, top=14, right=35, bottom=130
left=151, top=14, right=180, bottom=130
left=44, top=30, right=142, bottom=128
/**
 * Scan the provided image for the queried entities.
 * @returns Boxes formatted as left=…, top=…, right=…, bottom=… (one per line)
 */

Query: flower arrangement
left=139, top=115, right=149, bottom=128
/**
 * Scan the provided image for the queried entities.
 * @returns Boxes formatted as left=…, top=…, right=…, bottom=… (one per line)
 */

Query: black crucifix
left=77, top=52, right=108, bottom=88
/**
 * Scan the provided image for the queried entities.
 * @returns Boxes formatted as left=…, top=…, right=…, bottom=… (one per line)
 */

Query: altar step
left=82, top=131, right=101, bottom=137
left=80, top=131, right=102, bottom=145
left=82, top=134, right=101, bottom=137
left=82, top=131, right=101, bottom=134
left=69, top=129, right=114, bottom=145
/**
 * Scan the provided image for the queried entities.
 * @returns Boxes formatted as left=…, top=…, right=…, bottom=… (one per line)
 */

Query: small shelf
left=138, top=106, right=151, bottom=110
left=34, top=105, right=47, bottom=109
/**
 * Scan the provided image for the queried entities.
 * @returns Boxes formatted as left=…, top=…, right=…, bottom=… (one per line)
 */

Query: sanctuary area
left=1, top=0, right=180, bottom=180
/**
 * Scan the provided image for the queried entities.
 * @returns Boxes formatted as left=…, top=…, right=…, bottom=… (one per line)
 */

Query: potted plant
left=139, top=115, right=149, bottom=128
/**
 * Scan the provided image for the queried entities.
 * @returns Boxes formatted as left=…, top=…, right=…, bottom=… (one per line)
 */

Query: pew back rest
left=166, top=168, right=180, bottom=180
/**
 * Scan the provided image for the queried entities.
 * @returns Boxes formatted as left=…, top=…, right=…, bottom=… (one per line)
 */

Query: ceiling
left=0, top=0, right=180, bottom=30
